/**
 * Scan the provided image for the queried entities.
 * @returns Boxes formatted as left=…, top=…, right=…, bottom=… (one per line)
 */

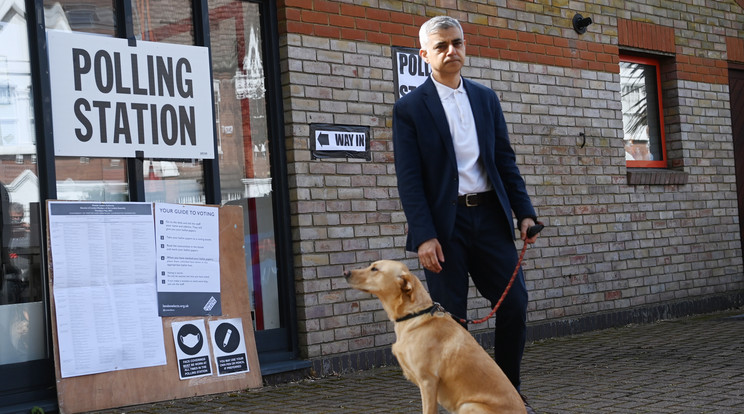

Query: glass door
left=0, top=1, right=54, bottom=407
left=209, top=0, right=289, bottom=360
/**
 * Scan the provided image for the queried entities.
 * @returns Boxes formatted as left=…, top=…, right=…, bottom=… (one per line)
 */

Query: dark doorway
left=730, top=65, right=744, bottom=259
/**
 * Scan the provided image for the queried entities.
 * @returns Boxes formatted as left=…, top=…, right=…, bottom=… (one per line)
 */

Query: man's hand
left=520, top=218, right=540, bottom=244
left=417, top=238, right=444, bottom=273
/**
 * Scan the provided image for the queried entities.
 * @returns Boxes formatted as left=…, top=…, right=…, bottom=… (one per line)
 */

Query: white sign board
left=309, top=124, right=370, bottom=160
left=154, top=203, right=220, bottom=316
left=208, top=318, right=250, bottom=376
left=393, top=46, right=430, bottom=100
left=47, top=30, right=215, bottom=159
left=171, top=319, right=212, bottom=380
left=314, top=130, right=366, bottom=152
left=49, top=202, right=167, bottom=378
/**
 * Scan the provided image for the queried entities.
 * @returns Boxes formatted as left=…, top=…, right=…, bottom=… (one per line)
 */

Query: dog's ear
left=398, top=271, right=415, bottom=297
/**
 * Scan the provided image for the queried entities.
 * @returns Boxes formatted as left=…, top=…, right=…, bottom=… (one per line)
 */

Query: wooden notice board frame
left=47, top=203, right=262, bottom=414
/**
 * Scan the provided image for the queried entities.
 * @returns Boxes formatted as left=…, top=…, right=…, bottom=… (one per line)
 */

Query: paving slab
left=89, top=308, right=744, bottom=414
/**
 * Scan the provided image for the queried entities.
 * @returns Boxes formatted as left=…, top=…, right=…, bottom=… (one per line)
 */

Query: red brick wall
left=674, top=55, right=728, bottom=84
left=617, top=18, right=728, bottom=85
left=617, top=19, right=675, bottom=54
left=728, top=36, right=744, bottom=63
left=278, top=1, right=742, bottom=83
left=277, top=0, right=619, bottom=73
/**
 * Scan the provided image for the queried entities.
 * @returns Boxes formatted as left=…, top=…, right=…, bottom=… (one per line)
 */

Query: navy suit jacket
left=393, top=77, right=536, bottom=252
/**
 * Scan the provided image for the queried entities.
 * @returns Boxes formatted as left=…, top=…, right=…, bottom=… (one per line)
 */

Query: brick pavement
left=90, top=309, right=744, bottom=414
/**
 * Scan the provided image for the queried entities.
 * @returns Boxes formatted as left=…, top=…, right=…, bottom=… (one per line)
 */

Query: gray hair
left=419, top=16, right=464, bottom=49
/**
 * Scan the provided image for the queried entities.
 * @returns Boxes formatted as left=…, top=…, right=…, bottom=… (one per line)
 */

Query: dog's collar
left=395, top=303, right=444, bottom=323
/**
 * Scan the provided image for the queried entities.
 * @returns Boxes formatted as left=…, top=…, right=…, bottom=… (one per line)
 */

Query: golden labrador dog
left=344, top=260, right=526, bottom=414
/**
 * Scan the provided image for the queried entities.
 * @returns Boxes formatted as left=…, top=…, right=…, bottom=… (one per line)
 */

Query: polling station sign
left=47, top=30, right=214, bottom=159
left=392, top=46, right=431, bottom=101
left=310, top=124, right=370, bottom=160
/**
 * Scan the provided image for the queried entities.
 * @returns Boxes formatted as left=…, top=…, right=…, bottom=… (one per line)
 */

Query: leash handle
left=527, top=222, right=544, bottom=239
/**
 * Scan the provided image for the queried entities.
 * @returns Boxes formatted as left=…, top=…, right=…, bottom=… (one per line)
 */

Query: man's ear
left=398, top=271, right=415, bottom=297
left=419, top=48, right=429, bottom=63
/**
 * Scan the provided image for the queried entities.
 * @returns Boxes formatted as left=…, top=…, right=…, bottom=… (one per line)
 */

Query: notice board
left=47, top=203, right=261, bottom=414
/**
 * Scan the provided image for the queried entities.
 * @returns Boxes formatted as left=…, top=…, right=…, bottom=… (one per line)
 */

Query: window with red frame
left=620, top=55, right=667, bottom=168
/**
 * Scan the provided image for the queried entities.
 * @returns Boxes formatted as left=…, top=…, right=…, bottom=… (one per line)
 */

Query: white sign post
left=47, top=30, right=215, bottom=159
left=392, top=46, right=430, bottom=100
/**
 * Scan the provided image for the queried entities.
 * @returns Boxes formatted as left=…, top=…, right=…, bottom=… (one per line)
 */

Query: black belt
left=457, top=191, right=496, bottom=207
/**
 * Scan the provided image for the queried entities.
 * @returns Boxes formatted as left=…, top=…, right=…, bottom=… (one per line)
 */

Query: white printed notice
left=208, top=318, right=250, bottom=376
left=392, top=46, right=430, bottom=100
left=49, top=202, right=166, bottom=378
left=155, top=203, right=220, bottom=316
left=171, top=319, right=212, bottom=380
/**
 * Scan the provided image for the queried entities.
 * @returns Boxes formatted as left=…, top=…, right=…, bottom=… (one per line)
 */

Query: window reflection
left=132, top=0, right=194, bottom=43
left=210, top=0, right=280, bottom=331
left=44, top=1, right=130, bottom=201
left=620, top=59, right=664, bottom=163
left=0, top=0, right=46, bottom=365
left=132, top=0, right=205, bottom=204
left=45, top=0, right=116, bottom=35
left=56, top=158, right=129, bottom=200
left=144, top=159, right=205, bottom=204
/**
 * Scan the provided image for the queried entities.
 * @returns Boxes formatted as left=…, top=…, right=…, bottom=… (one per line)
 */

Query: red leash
left=452, top=222, right=543, bottom=325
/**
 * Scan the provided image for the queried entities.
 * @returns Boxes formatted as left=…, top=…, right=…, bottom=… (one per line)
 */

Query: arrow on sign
left=317, top=133, right=329, bottom=146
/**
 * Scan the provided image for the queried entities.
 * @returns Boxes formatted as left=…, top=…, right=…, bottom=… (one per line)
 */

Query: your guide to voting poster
left=155, top=203, right=221, bottom=316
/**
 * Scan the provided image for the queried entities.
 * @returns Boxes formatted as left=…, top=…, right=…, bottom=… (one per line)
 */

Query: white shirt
left=431, top=77, right=491, bottom=195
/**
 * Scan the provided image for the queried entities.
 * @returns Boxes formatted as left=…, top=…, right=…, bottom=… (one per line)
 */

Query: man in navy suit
left=393, top=15, right=540, bottom=410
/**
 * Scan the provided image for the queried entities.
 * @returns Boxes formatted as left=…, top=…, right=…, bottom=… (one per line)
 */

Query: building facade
left=1, top=0, right=743, bottom=411
left=279, top=0, right=744, bottom=372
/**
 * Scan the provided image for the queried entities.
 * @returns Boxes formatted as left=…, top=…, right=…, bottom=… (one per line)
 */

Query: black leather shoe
left=520, top=393, right=537, bottom=414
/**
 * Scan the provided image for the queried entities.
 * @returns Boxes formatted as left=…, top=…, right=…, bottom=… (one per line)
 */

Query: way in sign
left=334, top=133, right=365, bottom=147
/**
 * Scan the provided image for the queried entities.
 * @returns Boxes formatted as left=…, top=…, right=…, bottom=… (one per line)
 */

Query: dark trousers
left=424, top=202, right=528, bottom=390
